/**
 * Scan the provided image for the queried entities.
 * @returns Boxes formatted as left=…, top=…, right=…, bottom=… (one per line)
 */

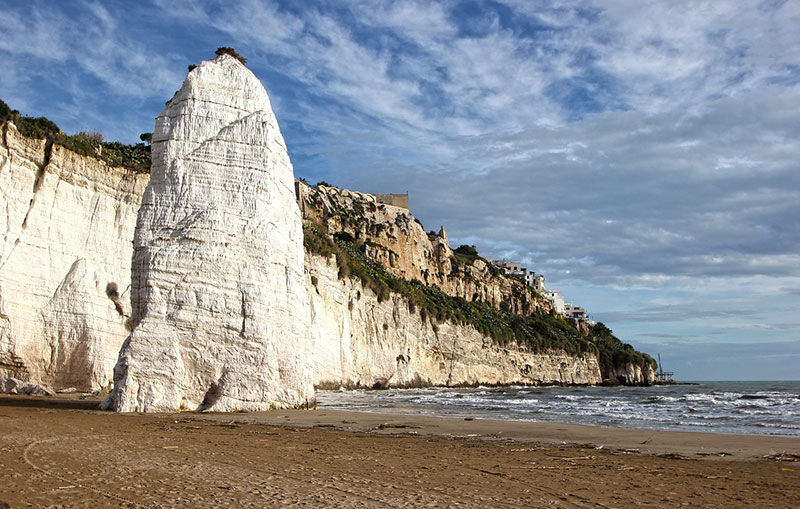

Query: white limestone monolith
left=103, top=54, right=313, bottom=412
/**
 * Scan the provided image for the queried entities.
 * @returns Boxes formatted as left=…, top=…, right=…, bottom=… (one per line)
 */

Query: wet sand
left=1, top=394, right=798, bottom=508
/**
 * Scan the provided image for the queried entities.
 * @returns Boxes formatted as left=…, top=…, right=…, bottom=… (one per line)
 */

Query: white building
left=525, top=272, right=545, bottom=292
left=491, top=259, right=527, bottom=278
left=544, top=290, right=565, bottom=314
left=563, top=303, right=587, bottom=321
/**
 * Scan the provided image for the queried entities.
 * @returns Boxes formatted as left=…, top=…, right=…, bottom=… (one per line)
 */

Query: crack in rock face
left=103, top=54, right=314, bottom=412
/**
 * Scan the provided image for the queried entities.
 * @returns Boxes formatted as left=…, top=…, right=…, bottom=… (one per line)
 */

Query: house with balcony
left=491, top=259, right=527, bottom=279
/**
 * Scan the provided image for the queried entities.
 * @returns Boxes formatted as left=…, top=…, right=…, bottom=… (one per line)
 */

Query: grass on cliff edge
left=1, top=98, right=151, bottom=173
left=304, top=222, right=655, bottom=377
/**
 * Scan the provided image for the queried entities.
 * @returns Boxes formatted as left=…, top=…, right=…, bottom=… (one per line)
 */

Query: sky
left=1, top=0, right=799, bottom=380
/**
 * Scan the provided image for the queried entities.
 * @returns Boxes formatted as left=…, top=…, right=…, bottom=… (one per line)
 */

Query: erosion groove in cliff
left=20, top=138, right=52, bottom=231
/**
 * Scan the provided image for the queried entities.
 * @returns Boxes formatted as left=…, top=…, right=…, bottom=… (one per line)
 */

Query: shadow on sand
left=0, top=394, right=102, bottom=411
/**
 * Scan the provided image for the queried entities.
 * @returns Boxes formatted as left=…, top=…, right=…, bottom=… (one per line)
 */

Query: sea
left=317, top=381, right=800, bottom=437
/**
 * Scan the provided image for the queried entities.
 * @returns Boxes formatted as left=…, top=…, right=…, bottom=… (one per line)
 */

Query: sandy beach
left=1, top=394, right=798, bottom=508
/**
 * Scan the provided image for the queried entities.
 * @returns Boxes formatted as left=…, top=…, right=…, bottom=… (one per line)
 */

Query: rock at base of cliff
left=2, top=377, right=55, bottom=396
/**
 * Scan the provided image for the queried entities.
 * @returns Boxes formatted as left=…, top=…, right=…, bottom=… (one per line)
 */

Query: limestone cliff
left=1, top=64, right=654, bottom=398
left=298, top=181, right=551, bottom=316
left=1, top=114, right=653, bottom=394
left=611, top=363, right=655, bottom=386
left=307, top=254, right=602, bottom=387
left=102, top=54, right=314, bottom=412
left=0, top=121, right=147, bottom=390
left=299, top=182, right=655, bottom=385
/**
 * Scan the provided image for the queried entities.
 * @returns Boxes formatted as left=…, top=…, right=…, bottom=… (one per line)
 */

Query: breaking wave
left=318, top=381, right=800, bottom=437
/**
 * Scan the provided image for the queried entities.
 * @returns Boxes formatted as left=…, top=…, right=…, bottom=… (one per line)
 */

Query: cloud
left=145, top=2, right=800, bottom=196
left=0, top=1, right=189, bottom=142
left=597, top=302, right=757, bottom=324
left=0, top=1, right=182, bottom=100
left=384, top=87, right=800, bottom=290
left=1, top=0, right=798, bottom=378
left=0, top=6, right=69, bottom=60
left=3, top=1, right=797, bottom=285
left=633, top=339, right=800, bottom=380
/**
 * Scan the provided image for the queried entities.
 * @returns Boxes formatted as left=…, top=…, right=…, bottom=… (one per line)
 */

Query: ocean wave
left=554, top=394, right=583, bottom=401
left=739, top=394, right=770, bottom=400
left=316, top=382, right=800, bottom=437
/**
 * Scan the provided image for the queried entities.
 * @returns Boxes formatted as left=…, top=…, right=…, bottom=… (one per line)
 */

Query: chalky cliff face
left=0, top=122, right=147, bottom=390
left=307, top=255, right=603, bottom=388
left=1, top=57, right=654, bottom=397
left=103, top=55, right=314, bottom=412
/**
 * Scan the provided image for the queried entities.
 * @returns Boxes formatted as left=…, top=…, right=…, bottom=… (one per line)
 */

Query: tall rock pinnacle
left=103, top=54, right=314, bottom=412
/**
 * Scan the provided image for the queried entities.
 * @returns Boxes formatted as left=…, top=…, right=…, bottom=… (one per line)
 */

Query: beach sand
left=1, top=394, right=798, bottom=507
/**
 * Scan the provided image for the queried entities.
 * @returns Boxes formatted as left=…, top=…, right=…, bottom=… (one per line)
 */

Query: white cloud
left=1, top=1, right=182, bottom=100
left=2, top=1, right=799, bottom=369
left=590, top=0, right=800, bottom=113
left=143, top=0, right=800, bottom=174
left=0, top=7, right=69, bottom=61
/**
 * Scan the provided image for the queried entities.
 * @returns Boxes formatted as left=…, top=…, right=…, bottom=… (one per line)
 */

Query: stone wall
left=373, top=193, right=409, bottom=210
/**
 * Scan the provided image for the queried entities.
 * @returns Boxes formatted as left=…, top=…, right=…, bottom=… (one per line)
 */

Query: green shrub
left=0, top=99, right=11, bottom=119
left=215, top=47, right=247, bottom=65
left=454, top=244, right=478, bottom=258
left=589, top=322, right=657, bottom=377
left=1, top=100, right=61, bottom=140
left=1, top=98, right=151, bottom=173
left=74, top=130, right=103, bottom=143
left=333, top=231, right=355, bottom=244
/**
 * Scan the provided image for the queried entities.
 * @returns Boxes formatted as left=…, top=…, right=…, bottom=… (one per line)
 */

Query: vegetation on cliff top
left=451, top=244, right=505, bottom=279
left=1, top=98, right=151, bottom=173
left=589, top=322, right=656, bottom=375
left=216, top=46, right=247, bottom=65
left=304, top=222, right=653, bottom=377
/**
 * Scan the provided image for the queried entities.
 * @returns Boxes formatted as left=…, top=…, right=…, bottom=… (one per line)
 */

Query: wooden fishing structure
left=656, top=353, right=674, bottom=384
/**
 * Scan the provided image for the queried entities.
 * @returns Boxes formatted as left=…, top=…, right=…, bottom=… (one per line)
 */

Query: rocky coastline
left=1, top=54, right=654, bottom=409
